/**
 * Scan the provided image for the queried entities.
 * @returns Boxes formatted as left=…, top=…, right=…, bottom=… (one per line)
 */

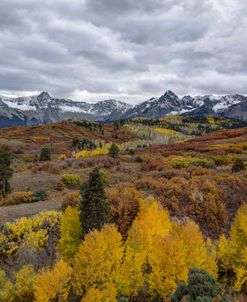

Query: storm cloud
left=0, top=0, right=246, bottom=103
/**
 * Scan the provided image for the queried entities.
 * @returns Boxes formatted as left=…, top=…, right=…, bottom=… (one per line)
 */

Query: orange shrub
left=7, top=191, right=33, bottom=205
left=61, top=191, right=81, bottom=211
left=141, top=158, right=163, bottom=171
left=107, top=183, right=141, bottom=239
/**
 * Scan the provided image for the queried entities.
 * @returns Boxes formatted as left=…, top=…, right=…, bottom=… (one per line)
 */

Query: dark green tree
left=113, top=121, right=120, bottom=130
left=80, top=167, right=109, bottom=236
left=171, top=283, right=188, bottom=302
left=231, top=158, right=245, bottom=173
left=0, top=145, right=13, bottom=196
left=108, top=143, right=120, bottom=158
left=39, top=147, right=51, bottom=161
left=171, top=268, right=222, bottom=302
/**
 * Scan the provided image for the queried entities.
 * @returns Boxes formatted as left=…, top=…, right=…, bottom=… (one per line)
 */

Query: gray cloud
left=0, top=0, right=247, bottom=103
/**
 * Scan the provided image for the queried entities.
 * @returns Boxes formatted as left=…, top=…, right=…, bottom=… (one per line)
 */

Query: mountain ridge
left=0, top=90, right=247, bottom=127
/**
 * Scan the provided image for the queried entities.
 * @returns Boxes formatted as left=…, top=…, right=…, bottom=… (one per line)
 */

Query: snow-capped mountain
left=0, top=90, right=247, bottom=128
left=0, top=92, right=133, bottom=127
left=121, top=91, right=247, bottom=120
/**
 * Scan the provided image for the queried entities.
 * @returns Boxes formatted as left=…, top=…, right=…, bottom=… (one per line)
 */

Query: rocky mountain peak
left=0, top=90, right=246, bottom=128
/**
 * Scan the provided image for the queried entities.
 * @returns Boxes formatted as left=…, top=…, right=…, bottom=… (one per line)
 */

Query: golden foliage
left=219, top=204, right=247, bottom=292
left=34, top=259, right=72, bottom=302
left=6, top=191, right=33, bottom=205
left=0, top=265, right=36, bottom=302
left=58, top=206, right=82, bottom=263
left=61, top=174, right=81, bottom=187
left=148, top=220, right=217, bottom=298
left=0, top=211, right=60, bottom=255
left=73, top=224, right=123, bottom=297
left=127, top=199, right=171, bottom=253
left=81, top=283, right=118, bottom=302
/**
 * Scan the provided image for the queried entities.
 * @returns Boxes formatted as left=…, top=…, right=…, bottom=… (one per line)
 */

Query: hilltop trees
left=0, top=145, right=13, bottom=197
left=80, top=167, right=109, bottom=236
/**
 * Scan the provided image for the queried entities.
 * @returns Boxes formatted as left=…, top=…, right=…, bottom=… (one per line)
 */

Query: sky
left=0, top=0, right=247, bottom=104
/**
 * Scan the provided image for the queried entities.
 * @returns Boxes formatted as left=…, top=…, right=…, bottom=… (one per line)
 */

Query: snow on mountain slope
left=0, top=90, right=246, bottom=127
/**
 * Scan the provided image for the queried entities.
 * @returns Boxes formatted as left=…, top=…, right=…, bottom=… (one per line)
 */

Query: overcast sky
left=0, top=0, right=247, bottom=104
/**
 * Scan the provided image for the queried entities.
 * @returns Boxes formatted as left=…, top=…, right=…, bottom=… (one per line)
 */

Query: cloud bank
left=0, top=0, right=247, bottom=103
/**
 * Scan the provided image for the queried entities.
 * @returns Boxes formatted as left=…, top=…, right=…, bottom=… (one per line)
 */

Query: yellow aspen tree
left=81, top=283, right=118, bottom=302
left=58, top=206, right=82, bottom=263
left=174, top=220, right=217, bottom=276
left=116, top=245, right=146, bottom=299
left=127, top=199, right=171, bottom=254
left=219, top=204, right=247, bottom=292
left=72, top=224, right=123, bottom=297
left=234, top=247, right=247, bottom=292
left=0, top=270, right=13, bottom=302
left=148, top=233, right=188, bottom=298
left=34, top=259, right=72, bottom=302
left=14, top=265, right=36, bottom=302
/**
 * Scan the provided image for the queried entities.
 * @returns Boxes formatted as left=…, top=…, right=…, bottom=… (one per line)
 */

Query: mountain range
left=0, top=90, right=247, bottom=127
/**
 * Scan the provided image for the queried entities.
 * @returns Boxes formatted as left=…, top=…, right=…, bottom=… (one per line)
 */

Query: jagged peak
left=37, top=91, right=51, bottom=99
left=163, top=90, right=178, bottom=99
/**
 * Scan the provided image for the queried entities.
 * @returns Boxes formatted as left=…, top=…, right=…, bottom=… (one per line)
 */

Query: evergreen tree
left=0, top=145, right=13, bottom=197
left=171, top=268, right=221, bottom=302
left=39, top=147, right=51, bottom=161
left=80, top=167, right=109, bottom=236
left=231, top=158, right=245, bottom=173
left=108, top=143, right=120, bottom=158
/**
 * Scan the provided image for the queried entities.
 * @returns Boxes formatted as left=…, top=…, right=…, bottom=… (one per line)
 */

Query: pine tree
left=39, top=147, right=51, bottom=161
left=80, top=167, right=109, bottom=236
left=171, top=268, right=220, bottom=302
left=108, top=143, right=120, bottom=158
left=232, top=158, right=245, bottom=173
left=0, top=145, right=13, bottom=197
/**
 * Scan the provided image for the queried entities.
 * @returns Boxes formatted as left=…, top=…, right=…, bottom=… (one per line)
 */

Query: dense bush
left=171, top=157, right=215, bottom=169
left=7, top=191, right=33, bottom=205
left=61, top=174, right=81, bottom=188
left=61, top=191, right=81, bottom=211
left=32, top=189, right=48, bottom=202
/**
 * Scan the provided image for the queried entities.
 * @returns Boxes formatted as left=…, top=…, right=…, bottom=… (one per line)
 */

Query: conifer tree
left=108, top=143, right=120, bottom=158
left=80, top=167, right=109, bottom=236
left=171, top=268, right=220, bottom=302
left=39, top=147, right=51, bottom=161
left=232, top=158, right=245, bottom=173
left=0, top=145, right=13, bottom=196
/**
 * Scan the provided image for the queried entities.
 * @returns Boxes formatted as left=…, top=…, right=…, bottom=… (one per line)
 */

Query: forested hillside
left=0, top=116, right=246, bottom=301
